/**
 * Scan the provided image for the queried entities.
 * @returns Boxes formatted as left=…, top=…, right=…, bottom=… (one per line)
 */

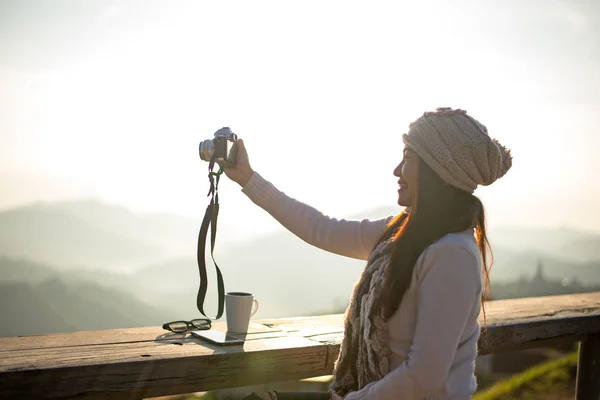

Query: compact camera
left=199, top=127, right=238, bottom=168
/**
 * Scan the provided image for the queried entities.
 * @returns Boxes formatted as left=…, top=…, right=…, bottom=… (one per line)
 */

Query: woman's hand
left=223, top=139, right=254, bottom=187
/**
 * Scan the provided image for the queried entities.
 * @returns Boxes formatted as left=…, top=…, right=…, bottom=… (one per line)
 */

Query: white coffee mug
left=226, top=292, right=259, bottom=333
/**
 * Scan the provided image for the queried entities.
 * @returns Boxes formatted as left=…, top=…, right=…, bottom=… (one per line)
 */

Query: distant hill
left=0, top=256, right=61, bottom=283
left=562, top=236, right=600, bottom=262
left=130, top=228, right=367, bottom=319
left=0, top=200, right=202, bottom=271
left=489, top=247, right=600, bottom=284
left=35, top=199, right=201, bottom=255
left=0, top=282, right=74, bottom=336
left=1, top=198, right=599, bottom=324
left=0, top=277, right=174, bottom=337
left=130, top=228, right=600, bottom=320
left=489, top=226, right=600, bottom=263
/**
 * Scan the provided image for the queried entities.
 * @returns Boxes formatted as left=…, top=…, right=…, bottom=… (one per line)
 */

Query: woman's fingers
left=223, top=139, right=253, bottom=186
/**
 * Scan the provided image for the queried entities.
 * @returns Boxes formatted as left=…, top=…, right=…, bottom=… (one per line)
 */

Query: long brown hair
left=377, top=158, right=492, bottom=322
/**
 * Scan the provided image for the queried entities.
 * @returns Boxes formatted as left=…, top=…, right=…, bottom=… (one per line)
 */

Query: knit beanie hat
left=402, top=107, right=512, bottom=193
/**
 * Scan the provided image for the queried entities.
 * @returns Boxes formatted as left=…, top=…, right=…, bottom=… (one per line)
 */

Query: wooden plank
left=261, top=293, right=600, bottom=355
left=576, top=334, right=600, bottom=400
left=0, top=321, right=279, bottom=352
left=259, top=314, right=345, bottom=330
left=482, top=292, right=600, bottom=323
left=4, top=292, right=597, bottom=353
left=0, top=335, right=322, bottom=370
left=258, top=292, right=600, bottom=328
left=306, top=315, right=600, bottom=356
left=0, top=336, right=329, bottom=399
left=1, top=292, right=600, bottom=399
left=478, top=293, right=600, bottom=354
left=479, top=315, right=600, bottom=354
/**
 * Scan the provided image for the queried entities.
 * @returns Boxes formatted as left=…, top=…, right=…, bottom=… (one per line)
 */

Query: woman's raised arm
left=223, top=140, right=392, bottom=260
left=242, top=172, right=392, bottom=260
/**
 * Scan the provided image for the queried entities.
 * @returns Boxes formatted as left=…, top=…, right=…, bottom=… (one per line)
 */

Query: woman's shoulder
left=429, top=229, right=479, bottom=257
left=415, top=230, right=481, bottom=280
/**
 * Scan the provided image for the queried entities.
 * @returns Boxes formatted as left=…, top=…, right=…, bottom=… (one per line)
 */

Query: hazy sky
left=1, top=0, right=599, bottom=236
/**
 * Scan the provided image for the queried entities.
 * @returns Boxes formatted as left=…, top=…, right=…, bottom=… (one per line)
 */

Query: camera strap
left=196, top=156, right=226, bottom=320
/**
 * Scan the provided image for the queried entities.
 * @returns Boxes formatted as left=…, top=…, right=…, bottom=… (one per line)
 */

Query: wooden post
left=576, top=334, right=600, bottom=400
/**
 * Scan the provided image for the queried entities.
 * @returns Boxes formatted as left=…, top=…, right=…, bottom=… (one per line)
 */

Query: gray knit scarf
left=248, top=238, right=393, bottom=400
left=329, top=238, right=393, bottom=399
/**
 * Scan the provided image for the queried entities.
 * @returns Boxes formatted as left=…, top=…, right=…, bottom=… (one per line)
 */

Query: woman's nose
left=393, top=162, right=402, bottom=177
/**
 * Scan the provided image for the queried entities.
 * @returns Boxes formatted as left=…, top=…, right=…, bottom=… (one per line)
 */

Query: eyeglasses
left=162, top=318, right=211, bottom=333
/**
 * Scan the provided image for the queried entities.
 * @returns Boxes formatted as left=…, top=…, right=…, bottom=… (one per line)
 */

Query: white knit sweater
left=242, top=172, right=483, bottom=400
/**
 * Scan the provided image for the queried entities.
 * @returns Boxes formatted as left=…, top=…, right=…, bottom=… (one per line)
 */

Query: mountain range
left=0, top=274, right=172, bottom=337
left=0, top=200, right=201, bottom=271
left=1, top=199, right=599, bottom=337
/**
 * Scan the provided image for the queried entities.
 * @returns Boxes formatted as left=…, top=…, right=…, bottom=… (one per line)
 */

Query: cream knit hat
left=402, top=107, right=512, bottom=193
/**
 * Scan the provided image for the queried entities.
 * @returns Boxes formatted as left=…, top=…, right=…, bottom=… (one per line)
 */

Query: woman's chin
left=397, top=195, right=412, bottom=207
left=398, top=199, right=411, bottom=207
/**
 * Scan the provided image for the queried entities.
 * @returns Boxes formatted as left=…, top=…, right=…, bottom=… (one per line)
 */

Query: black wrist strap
left=196, top=158, right=225, bottom=320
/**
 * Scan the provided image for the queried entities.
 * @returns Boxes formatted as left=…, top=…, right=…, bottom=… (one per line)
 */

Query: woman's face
left=393, top=147, right=420, bottom=207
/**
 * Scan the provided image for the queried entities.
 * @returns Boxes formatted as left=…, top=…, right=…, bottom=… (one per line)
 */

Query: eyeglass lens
left=164, top=319, right=211, bottom=332
left=191, top=319, right=211, bottom=329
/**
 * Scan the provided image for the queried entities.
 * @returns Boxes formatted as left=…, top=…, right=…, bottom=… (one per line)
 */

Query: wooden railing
left=1, top=292, right=600, bottom=399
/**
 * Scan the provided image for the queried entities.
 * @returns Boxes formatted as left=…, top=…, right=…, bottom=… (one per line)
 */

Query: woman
left=224, top=108, right=512, bottom=400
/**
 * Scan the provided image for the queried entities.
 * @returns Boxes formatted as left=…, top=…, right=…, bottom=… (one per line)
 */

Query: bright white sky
left=1, top=0, right=599, bottom=237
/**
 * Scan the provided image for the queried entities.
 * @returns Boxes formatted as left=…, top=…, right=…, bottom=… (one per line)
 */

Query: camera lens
left=199, top=140, right=214, bottom=161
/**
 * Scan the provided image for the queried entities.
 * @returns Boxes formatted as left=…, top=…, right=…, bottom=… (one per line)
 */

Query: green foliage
left=474, top=351, right=578, bottom=400
left=186, top=394, right=216, bottom=400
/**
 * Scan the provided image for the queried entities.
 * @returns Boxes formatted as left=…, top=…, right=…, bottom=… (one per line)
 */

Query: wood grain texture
left=1, top=292, right=599, bottom=399
left=0, top=321, right=278, bottom=352
left=0, top=337, right=328, bottom=399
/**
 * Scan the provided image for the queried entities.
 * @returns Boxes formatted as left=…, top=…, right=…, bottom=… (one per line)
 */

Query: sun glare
left=1, top=0, right=599, bottom=232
